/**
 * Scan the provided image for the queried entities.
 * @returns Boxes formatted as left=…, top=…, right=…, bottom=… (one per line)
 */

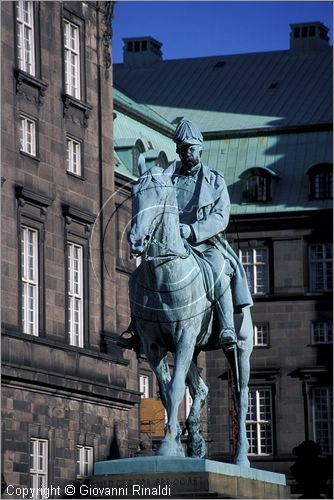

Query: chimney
left=123, top=37, right=163, bottom=67
left=289, top=22, right=330, bottom=52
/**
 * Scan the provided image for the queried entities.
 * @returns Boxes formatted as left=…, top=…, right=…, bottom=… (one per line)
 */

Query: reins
left=142, top=187, right=190, bottom=262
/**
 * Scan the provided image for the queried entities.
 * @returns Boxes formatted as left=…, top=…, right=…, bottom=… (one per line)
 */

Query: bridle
left=139, top=186, right=191, bottom=262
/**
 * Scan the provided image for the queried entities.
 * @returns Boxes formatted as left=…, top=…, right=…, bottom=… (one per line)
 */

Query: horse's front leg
left=234, top=307, right=253, bottom=467
left=157, top=326, right=197, bottom=457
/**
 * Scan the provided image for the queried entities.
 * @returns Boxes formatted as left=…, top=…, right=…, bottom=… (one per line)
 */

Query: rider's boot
left=216, top=292, right=237, bottom=351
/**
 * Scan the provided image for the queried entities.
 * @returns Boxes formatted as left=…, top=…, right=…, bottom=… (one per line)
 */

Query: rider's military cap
left=173, top=119, right=203, bottom=146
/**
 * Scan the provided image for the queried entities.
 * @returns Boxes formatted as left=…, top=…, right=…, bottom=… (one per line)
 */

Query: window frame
left=63, top=18, right=81, bottom=99
left=243, top=173, right=271, bottom=203
left=185, top=386, right=193, bottom=419
left=15, top=0, right=36, bottom=76
left=30, top=438, right=48, bottom=496
left=62, top=9, right=86, bottom=103
left=76, top=445, right=93, bottom=479
left=311, top=387, right=333, bottom=454
left=239, top=245, right=270, bottom=295
left=139, top=374, right=150, bottom=399
left=309, top=243, right=333, bottom=292
left=246, top=386, right=275, bottom=456
left=67, top=241, right=84, bottom=348
left=16, top=187, right=51, bottom=337
left=66, top=135, right=83, bottom=178
left=63, top=205, right=94, bottom=349
left=307, top=163, right=333, bottom=201
left=254, top=323, right=270, bottom=347
left=21, top=225, right=39, bottom=336
left=132, top=140, right=145, bottom=176
left=311, top=321, right=333, bottom=345
left=19, top=114, right=38, bottom=158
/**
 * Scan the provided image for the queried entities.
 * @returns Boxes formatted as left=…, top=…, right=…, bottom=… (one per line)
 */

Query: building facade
left=1, top=2, right=332, bottom=495
left=1, top=1, right=141, bottom=495
left=113, top=21, right=333, bottom=487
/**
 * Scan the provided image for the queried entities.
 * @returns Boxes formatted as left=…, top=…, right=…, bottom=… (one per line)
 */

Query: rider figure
left=172, top=119, right=253, bottom=349
left=122, top=119, right=252, bottom=352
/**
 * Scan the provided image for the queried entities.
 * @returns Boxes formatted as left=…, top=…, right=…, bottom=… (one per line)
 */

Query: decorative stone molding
left=15, top=185, right=53, bottom=220
left=62, top=204, right=96, bottom=234
left=102, top=2, right=114, bottom=80
left=14, top=68, right=48, bottom=106
left=15, top=185, right=53, bottom=208
left=62, top=94, right=93, bottom=128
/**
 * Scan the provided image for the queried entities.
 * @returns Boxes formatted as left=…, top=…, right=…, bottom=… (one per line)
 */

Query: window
left=67, top=242, right=83, bottom=347
left=185, top=386, right=193, bottom=419
left=20, top=115, right=36, bottom=156
left=240, top=167, right=279, bottom=203
left=239, top=247, right=269, bottom=295
left=16, top=0, right=35, bottom=75
left=63, top=205, right=94, bottom=348
left=63, top=19, right=80, bottom=99
left=139, top=374, right=150, bottom=399
left=77, top=446, right=93, bottom=479
left=313, top=172, right=333, bottom=200
left=66, top=137, right=82, bottom=176
left=309, top=243, right=332, bottom=292
left=157, top=151, right=169, bottom=169
left=308, top=163, right=333, bottom=200
left=254, top=323, right=269, bottom=347
left=21, top=226, right=39, bottom=335
left=246, top=388, right=273, bottom=455
left=312, top=388, right=333, bottom=454
left=244, top=174, right=269, bottom=202
left=132, top=140, right=145, bottom=176
left=30, top=438, right=48, bottom=497
left=17, top=187, right=51, bottom=337
left=311, top=321, right=333, bottom=344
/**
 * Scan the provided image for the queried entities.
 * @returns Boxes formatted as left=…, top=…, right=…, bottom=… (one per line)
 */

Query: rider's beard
left=183, top=159, right=201, bottom=175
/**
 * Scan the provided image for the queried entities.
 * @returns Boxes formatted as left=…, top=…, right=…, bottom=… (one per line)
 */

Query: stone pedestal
left=90, top=457, right=289, bottom=499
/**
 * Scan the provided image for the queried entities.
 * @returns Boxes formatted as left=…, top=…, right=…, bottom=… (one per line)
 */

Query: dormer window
left=157, top=151, right=168, bottom=168
left=143, top=150, right=169, bottom=169
left=245, top=174, right=268, bottom=202
left=240, top=167, right=279, bottom=203
left=307, top=163, right=333, bottom=200
left=132, top=139, right=145, bottom=176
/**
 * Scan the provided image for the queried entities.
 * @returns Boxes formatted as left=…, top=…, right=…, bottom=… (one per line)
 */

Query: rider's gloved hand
left=179, top=224, right=192, bottom=240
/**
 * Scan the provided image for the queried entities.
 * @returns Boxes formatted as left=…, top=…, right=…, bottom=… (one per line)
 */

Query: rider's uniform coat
left=173, top=163, right=253, bottom=313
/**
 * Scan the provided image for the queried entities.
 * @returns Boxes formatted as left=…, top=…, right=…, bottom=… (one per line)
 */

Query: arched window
left=244, top=174, right=268, bottom=202
left=307, top=163, right=333, bottom=200
left=132, top=139, right=145, bottom=176
left=240, top=167, right=279, bottom=203
left=157, top=151, right=168, bottom=168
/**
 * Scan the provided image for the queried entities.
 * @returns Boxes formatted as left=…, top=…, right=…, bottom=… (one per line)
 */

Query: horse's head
left=129, top=158, right=176, bottom=256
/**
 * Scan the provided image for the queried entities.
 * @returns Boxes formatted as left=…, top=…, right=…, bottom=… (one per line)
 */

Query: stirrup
left=219, top=328, right=237, bottom=350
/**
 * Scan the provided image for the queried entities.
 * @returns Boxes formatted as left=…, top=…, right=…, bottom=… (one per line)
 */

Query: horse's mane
left=132, top=165, right=175, bottom=197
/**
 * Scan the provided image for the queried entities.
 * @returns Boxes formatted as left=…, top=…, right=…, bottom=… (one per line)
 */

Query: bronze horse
left=128, top=159, right=253, bottom=465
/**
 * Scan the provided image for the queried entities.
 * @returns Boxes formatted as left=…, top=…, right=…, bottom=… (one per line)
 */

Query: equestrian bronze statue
left=127, top=120, right=253, bottom=466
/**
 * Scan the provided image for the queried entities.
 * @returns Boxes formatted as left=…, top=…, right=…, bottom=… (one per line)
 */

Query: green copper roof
left=113, top=100, right=177, bottom=179
left=114, top=48, right=332, bottom=133
left=113, top=45, right=332, bottom=215
left=202, top=131, right=333, bottom=214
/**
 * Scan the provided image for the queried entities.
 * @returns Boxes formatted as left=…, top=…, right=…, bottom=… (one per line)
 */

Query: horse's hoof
left=234, top=456, right=250, bottom=467
left=157, top=437, right=185, bottom=457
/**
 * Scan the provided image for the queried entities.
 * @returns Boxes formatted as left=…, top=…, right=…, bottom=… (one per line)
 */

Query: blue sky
left=112, top=1, right=333, bottom=63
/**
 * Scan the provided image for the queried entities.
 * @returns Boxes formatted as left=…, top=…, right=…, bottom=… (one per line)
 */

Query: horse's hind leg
left=142, top=341, right=170, bottom=410
left=185, top=361, right=208, bottom=458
